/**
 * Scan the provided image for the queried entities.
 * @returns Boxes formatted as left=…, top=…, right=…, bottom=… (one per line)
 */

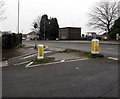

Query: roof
left=101, top=33, right=107, bottom=36
left=1, top=31, right=12, bottom=34
left=27, top=31, right=36, bottom=35
left=59, top=27, right=81, bottom=29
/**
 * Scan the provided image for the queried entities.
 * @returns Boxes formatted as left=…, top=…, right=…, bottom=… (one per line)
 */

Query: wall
left=59, top=27, right=81, bottom=40
left=69, top=28, right=81, bottom=40
left=59, top=28, right=69, bottom=39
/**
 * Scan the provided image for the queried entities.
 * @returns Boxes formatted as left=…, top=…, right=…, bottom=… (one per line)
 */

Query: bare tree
left=31, top=16, right=41, bottom=33
left=88, top=1, right=118, bottom=36
left=0, top=0, right=6, bottom=20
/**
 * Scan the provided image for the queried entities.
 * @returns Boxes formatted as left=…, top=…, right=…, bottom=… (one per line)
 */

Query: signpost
left=34, top=23, right=38, bottom=49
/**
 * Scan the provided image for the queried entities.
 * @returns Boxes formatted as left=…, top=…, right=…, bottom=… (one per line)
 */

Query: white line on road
left=14, top=61, right=30, bottom=66
left=44, top=51, right=52, bottom=53
left=20, top=54, right=36, bottom=59
left=0, top=61, right=8, bottom=67
left=20, top=51, right=52, bottom=60
left=25, top=62, right=33, bottom=67
left=66, top=58, right=89, bottom=63
left=61, top=60, right=65, bottom=62
left=26, top=58, right=89, bottom=68
left=106, top=48, right=114, bottom=50
left=108, top=57, right=118, bottom=61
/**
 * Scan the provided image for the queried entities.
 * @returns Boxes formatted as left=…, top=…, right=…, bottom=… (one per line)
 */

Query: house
left=59, top=27, right=81, bottom=40
left=101, top=32, right=108, bottom=40
left=1, top=31, right=12, bottom=35
left=0, top=31, right=12, bottom=37
left=22, top=34, right=27, bottom=40
left=26, top=31, right=39, bottom=40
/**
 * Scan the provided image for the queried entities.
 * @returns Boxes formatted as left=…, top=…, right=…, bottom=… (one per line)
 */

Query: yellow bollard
left=37, top=44, right=44, bottom=59
left=91, top=39, right=99, bottom=54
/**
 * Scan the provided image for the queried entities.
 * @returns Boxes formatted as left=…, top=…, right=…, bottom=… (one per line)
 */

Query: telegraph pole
left=18, top=0, right=20, bottom=34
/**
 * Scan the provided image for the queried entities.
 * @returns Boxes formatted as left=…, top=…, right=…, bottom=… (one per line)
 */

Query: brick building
left=59, top=27, right=81, bottom=40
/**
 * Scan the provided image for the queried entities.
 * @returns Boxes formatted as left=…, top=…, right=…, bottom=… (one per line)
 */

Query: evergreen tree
left=48, top=18, right=59, bottom=40
left=40, top=14, right=49, bottom=40
left=34, top=14, right=59, bottom=40
left=109, top=17, right=120, bottom=39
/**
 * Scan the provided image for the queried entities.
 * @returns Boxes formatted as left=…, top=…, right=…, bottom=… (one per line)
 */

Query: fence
left=2, top=33, right=22, bottom=49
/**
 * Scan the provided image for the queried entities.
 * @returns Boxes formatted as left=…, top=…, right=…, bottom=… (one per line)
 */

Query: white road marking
left=26, top=61, right=62, bottom=68
left=108, top=57, right=118, bottom=61
left=20, top=54, right=36, bottom=59
left=44, top=51, right=52, bottom=53
left=66, top=58, right=89, bottom=63
left=75, top=67, right=79, bottom=70
left=106, top=48, right=114, bottom=50
left=20, top=51, right=52, bottom=60
left=26, top=58, right=89, bottom=68
left=25, top=62, right=33, bottom=67
left=61, top=60, right=65, bottom=62
left=48, top=47, right=65, bottom=52
left=0, top=61, right=8, bottom=67
left=14, top=61, right=30, bottom=66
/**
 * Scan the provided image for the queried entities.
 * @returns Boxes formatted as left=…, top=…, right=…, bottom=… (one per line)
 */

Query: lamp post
left=18, top=0, right=20, bottom=34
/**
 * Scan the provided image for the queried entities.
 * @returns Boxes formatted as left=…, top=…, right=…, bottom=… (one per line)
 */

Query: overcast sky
left=0, top=0, right=119, bottom=34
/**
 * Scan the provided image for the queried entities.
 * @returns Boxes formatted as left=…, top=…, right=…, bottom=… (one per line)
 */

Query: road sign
left=34, top=23, right=38, bottom=29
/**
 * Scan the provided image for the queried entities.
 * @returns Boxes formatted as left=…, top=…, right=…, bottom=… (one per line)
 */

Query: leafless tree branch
left=88, top=1, right=118, bottom=34
left=0, top=0, right=6, bottom=20
left=31, top=16, right=41, bottom=33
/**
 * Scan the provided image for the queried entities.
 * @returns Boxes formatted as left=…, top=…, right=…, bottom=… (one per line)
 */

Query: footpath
left=2, top=46, right=37, bottom=61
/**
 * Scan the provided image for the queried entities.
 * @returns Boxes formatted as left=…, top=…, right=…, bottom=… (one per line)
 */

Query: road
left=2, top=56, right=118, bottom=97
left=2, top=40, right=119, bottom=98
left=23, top=40, right=119, bottom=57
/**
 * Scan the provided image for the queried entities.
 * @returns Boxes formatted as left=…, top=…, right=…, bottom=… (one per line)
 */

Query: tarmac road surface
left=2, top=57, right=118, bottom=97
left=23, top=40, right=119, bottom=57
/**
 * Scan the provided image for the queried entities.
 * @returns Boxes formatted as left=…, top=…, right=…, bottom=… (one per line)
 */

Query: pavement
left=2, top=46, right=37, bottom=61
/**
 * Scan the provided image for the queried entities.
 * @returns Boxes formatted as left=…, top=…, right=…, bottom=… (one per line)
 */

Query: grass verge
left=16, top=43, right=25, bottom=48
left=59, top=49, right=104, bottom=58
left=31, top=57, right=55, bottom=64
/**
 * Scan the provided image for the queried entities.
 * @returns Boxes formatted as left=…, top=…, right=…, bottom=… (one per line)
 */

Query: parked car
left=85, top=36, right=94, bottom=40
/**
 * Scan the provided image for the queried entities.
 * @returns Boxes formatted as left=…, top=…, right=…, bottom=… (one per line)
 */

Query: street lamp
left=18, top=0, right=20, bottom=34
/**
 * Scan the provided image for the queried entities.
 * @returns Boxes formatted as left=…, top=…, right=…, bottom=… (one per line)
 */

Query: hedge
left=2, top=33, right=22, bottom=49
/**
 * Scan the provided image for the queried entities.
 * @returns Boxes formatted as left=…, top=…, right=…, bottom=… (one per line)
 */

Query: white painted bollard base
left=91, top=51, right=99, bottom=54
left=37, top=56, right=44, bottom=59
